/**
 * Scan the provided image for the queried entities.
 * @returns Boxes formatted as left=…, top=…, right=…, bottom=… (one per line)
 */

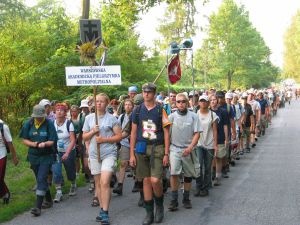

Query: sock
left=183, top=190, right=190, bottom=200
left=171, top=190, right=178, bottom=201
left=45, top=190, right=52, bottom=202
left=36, top=195, right=44, bottom=209
left=154, top=195, right=164, bottom=206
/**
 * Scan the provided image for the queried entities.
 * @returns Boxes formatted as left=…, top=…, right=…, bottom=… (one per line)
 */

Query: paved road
left=4, top=100, right=300, bottom=225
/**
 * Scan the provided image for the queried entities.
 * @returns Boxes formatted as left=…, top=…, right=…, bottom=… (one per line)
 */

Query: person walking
left=194, top=95, right=218, bottom=197
left=82, top=93, right=122, bottom=225
left=52, top=103, right=76, bottom=202
left=130, top=82, right=171, bottom=225
left=0, top=119, right=19, bottom=204
left=19, top=104, right=57, bottom=216
left=167, top=93, right=202, bottom=211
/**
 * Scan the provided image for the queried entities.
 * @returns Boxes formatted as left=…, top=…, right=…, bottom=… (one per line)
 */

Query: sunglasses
left=176, top=100, right=187, bottom=104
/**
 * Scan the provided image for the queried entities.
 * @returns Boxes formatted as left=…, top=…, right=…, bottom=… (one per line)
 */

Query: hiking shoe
left=182, top=199, right=192, bottom=209
left=31, top=208, right=41, bottom=217
left=199, top=189, right=209, bottom=197
left=53, top=192, right=63, bottom=203
left=214, top=178, right=221, bottom=186
left=132, top=181, right=139, bottom=193
left=222, top=171, right=229, bottom=178
left=112, top=184, right=123, bottom=196
left=251, top=143, right=256, bottom=148
left=142, top=211, right=154, bottom=225
left=154, top=204, right=164, bottom=223
left=69, top=185, right=77, bottom=196
left=41, top=200, right=53, bottom=209
left=194, top=188, right=201, bottom=197
left=246, top=147, right=251, bottom=153
left=99, top=211, right=110, bottom=225
left=168, top=200, right=178, bottom=211
left=96, top=209, right=105, bottom=222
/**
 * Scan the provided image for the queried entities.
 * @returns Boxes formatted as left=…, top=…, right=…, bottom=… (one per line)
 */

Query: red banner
left=168, top=54, right=181, bottom=84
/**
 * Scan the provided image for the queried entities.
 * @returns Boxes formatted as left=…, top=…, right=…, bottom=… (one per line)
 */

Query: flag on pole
left=168, top=54, right=181, bottom=84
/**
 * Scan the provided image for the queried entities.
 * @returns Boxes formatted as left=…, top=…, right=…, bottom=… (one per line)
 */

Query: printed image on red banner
left=168, top=54, right=181, bottom=84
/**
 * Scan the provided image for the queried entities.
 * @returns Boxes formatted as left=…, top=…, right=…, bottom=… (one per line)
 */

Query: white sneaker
left=69, top=185, right=77, bottom=196
left=54, top=191, right=63, bottom=203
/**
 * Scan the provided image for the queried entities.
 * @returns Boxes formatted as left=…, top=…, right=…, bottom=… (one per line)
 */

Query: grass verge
left=0, top=137, right=86, bottom=223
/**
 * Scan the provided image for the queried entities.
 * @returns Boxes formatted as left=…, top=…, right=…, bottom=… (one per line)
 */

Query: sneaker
left=89, top=182, right=95, bottom=193
left=101, top=211, right=110, bottom=225
left=96, top=209, right=105, bottom=222
left=251, top=143, right=256, bottom=148
left=168, top=200, right=178, bottom=211
left=182, top=199, right=192, bottom=209
left=69, top=185, right=77, bottom=196
left=213, top=178, right=221, bottom=186
left=31, top=208, right=41, bottom=216
left=246, top=147, right=251, bottom=153
left=239, top=149, right=244, bottom=155
left=53, top=191, right=63, bottom=203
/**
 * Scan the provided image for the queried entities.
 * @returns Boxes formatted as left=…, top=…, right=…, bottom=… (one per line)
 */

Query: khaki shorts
left=118, top=145, right=130, bottom=161
left=169, top=145, right=200, bottom=178
left=216, top=144, right=227, bottom=159
left=89, top=156, right=116, bottom=175
left=135, top=144, right=164, bottom=179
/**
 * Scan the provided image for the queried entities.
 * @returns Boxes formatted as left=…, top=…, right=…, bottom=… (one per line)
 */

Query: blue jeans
left=52, top=150, right=76, bottom=184
left=31, top=162, right=52, bottom=196
left=196, top=146, right=214, bottom=191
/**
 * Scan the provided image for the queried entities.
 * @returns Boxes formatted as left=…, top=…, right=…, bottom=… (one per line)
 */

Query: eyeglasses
left=176, top=100, right=187, bottom=104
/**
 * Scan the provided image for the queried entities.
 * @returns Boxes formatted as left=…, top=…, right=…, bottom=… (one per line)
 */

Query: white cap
left=248, top=88, right=254, bottom=95
left=39, top=99, right=51, bottom=107
left=199, top=95, right=209, bottom=102
left=189, top=90, right=199, bottom=96
left=80, top=99, right=89, bottom=108
left=225, top=92, right=233, bottom=99
left=242, top=92, right=248, bottom=98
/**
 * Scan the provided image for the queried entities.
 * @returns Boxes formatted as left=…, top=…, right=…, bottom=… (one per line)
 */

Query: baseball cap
left=225, top=92, right=233, bottom=99
left=39, top=99, right=51, bottom=107
left=128, top=86, right=138, bottom=93
left=142, top=82, right=156, bottom=92
left=216, top=91, right=225, bottom=98
left=189, top=90, right=199, bottom=97
left=199, top=95, right=209, bottom=102
left=241, top=92, right=248, bottom=98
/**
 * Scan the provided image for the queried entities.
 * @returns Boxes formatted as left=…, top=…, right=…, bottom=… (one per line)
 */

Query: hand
left=12, top=156, right=19, bottom=166
left=61, top=152, right=69, bottom=161
left=129, top=156, right=136, bottom=168
left=163, top=155, right=169, bottom=166
left=182, top=147, right=191, bottom=157
left=92, top=125, right=99, bottom=135
left=38, top=142, right=46, bottom=148
left=95, top=136, right=104, bottom=144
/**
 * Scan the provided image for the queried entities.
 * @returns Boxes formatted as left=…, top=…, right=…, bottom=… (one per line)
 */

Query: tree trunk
left=82, top=0, right=90, bottom=19
left=227, top=70, right=233, bottom=90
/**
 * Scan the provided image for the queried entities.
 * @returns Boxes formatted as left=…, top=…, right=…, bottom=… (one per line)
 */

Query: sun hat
left=80, top=99, right=89, bottom=108
left=39, top=99, right=51, bottom=107
left=31, top=104, right=46, bottom=118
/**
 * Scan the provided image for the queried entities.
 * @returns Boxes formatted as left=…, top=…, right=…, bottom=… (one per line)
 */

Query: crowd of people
left=0, top=82, right=294, bottom=225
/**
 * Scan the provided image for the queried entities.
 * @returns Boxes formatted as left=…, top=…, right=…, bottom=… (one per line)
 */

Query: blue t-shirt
left=257, top=99, right=268, bottom=115
left=211, top=107, right=228, bottom=144
left=132, top=103, right=164, bottom=145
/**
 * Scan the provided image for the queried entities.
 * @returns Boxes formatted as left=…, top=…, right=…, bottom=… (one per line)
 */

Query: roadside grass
left=0, top=138, right=87, bottom=223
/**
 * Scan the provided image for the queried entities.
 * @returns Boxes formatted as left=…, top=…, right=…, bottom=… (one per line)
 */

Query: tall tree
left=196, top=0, right=275, bottom=90
left=283, top=10, right=300, bottom=82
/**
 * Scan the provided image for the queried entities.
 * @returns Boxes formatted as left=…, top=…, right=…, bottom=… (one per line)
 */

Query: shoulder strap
left=66, top=119, right=72, bottom=133
left=120, top=113, right=125, bottom=126
left=0, top=122, right=5, bottom=139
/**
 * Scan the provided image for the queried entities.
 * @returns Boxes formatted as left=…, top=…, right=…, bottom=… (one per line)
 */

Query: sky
left=24, top=0, right=300, bottom=68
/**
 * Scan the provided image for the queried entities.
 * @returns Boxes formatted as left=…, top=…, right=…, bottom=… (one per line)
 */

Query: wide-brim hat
left=31, top=104, right=46, bottom=118
left=80, top=99, right=89, bottom=108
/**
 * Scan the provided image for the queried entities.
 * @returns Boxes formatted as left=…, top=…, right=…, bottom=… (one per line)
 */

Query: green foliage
left=283, top=10, right=300, bottom=82
left=195, top=0, right=278, bottom=90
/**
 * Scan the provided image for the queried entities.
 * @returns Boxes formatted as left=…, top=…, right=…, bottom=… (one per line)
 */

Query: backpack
left=0, top=122, right=10, bottom=153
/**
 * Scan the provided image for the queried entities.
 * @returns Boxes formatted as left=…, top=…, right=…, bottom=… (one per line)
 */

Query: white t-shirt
left=248, top=100, right=260, bottom=116
left=82, top=112, right=120, bottom=160
left=197, top=110, right=218, bottom=149
left=0, top=120, right=12, bottom=159
left=54, top=119, right=75, bottom=153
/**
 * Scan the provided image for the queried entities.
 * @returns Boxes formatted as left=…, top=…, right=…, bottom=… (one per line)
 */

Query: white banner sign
left=65, top=66, right=121, bottom=86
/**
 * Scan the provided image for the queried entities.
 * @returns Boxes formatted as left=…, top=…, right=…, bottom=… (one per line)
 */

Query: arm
left=62, top=131, right=76, bottom=161
left=129, top=123, right=137, bottom=167
left=95, top=125, right=122, bottom=144
left=182, top=132, right=200, bottom=157
left=22, top=139, right=54, bottom=149
left=162, top=125, right=170, bottom=166
left=7, top=142, right=19, bottom=166
left=212, top=121, right=218, bottom=156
